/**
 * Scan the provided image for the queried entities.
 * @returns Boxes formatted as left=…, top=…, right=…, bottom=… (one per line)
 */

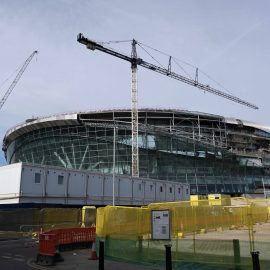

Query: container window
left=169, top=187, right=172, bottom=193
left=58, top=175, right=64, bottom=185
left=160, top=186, right=163, bottom=192
left=34, top=173, right=41, bottom=183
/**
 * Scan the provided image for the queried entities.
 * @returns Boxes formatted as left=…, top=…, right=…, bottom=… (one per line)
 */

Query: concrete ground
left=30, top=249, right=163, bottom=270
left=29, top=249, right=235, bottom=270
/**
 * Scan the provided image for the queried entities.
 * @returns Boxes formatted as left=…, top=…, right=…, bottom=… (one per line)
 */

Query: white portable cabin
left=0, top=163, right=190, bottom=206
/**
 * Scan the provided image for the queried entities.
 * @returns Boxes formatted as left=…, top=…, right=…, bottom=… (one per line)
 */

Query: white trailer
left=0, top=163, right=190, bottom=206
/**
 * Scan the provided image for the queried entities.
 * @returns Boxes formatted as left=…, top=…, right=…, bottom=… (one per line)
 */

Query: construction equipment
left=0, top=50, right=38, bottom=111
left=77, top=33, right=258, bottom=177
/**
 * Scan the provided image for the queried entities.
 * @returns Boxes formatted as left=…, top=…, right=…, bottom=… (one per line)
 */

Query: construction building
left=1, top=108, right=270, bottom=203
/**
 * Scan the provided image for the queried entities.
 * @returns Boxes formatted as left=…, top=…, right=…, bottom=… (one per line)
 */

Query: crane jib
left=77, top=33, right=258, bottom=110
left=0, top=50, right=38, bottom=111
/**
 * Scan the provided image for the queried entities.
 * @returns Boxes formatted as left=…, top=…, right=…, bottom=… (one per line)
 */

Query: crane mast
left=0, top=50, right=38, bottom=111
left=77, top=33, right=258, bottom=178
left=131, top=39, right=139, bottom=177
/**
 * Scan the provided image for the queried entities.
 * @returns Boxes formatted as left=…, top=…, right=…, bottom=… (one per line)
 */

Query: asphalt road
left=0, top=239, right=38, bottom=270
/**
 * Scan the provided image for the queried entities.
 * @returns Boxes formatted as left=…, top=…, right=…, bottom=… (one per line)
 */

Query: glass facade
left=3, top=109, right=270, bottom=195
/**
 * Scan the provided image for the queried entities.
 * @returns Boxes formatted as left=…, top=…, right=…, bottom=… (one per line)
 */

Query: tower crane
left=77, top=33, right=258, bottom=178
left=0, top=50, right=38, bottom=111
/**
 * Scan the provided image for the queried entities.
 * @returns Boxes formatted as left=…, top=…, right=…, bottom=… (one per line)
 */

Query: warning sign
left=151, top=209, right=170, bottom=240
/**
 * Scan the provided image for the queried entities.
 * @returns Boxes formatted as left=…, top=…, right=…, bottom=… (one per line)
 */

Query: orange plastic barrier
left=38, top=233, right=57, bottom=257
left=37, top=227, right=96, bottom=266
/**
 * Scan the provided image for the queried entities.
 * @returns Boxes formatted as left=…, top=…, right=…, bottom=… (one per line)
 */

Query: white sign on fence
left=151, top=209, right=170, bottom=240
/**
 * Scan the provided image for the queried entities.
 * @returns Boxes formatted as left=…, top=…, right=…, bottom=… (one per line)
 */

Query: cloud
left=202, top=16, right=270, bottom=68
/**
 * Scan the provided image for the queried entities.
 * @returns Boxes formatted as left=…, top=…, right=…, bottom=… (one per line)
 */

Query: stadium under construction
left=1, top=108, right=270, bottom=203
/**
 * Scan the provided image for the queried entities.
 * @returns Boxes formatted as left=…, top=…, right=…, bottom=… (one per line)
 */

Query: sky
left=0, top=0, right=270, bottom=165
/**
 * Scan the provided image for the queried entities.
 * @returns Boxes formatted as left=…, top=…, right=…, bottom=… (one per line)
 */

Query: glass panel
left=34, top=173, right=41, bottom=183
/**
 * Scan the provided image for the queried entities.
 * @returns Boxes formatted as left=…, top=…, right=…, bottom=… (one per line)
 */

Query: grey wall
left=18, top=163, right=190, bottom=205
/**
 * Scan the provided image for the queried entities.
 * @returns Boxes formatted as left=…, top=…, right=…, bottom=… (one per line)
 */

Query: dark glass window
left=58, top=175, right=64, bottom=185
left=35, top=173, right=41, bottom=183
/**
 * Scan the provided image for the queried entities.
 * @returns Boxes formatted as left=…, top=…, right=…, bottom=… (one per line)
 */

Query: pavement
left=0, top=238, right=38, bottom=270
left=29, top=249, right=163, bottom=270
left=28, top=248, right=242, bottom=270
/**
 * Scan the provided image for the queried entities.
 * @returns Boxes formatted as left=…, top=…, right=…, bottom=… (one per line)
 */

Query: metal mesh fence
left=96, top=198, right=270, bottom=269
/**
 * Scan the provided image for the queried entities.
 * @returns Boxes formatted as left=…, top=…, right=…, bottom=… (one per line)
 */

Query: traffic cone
left=89, top=240, right=98, bottom=260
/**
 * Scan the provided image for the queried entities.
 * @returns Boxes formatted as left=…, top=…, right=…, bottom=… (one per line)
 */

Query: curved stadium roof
left=3, top=108, right=270, bottom=149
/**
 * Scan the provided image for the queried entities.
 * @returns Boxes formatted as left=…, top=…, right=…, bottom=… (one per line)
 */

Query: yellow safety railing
left=96, top=198, right=270, bottom=240
left=95, top=198, right=270, bottom=269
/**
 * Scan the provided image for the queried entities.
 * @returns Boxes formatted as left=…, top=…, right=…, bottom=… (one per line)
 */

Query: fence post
left=99, top=241, right=104, bottom=270
left=233, top=239, right=241, bottom=269
left=165, top=244, right=172, bottom=270
left=251, top=251, right=260, bottom=270
left=138, top=235, right=143, bottom=259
